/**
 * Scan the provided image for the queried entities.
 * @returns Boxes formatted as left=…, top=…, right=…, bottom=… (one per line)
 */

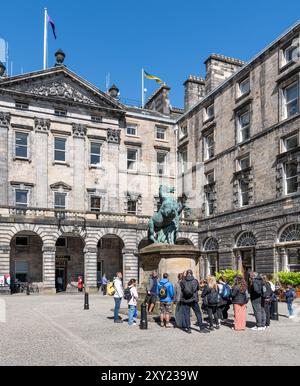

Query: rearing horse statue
left=148, top=185, right=190, bottom=244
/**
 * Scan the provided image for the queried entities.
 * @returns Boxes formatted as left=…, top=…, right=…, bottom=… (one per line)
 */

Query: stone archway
left=276, top=223, right=300, bottom=272
left=97, top=235, right=125, bottom=283
left=10, top=231, right=43, bottom=293
left=202, top=237, right=219, bottom=277
left=234, top=231, right=256, bottom=279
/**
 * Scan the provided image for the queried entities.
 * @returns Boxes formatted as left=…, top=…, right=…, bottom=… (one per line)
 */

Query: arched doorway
left=97, top=235, right=124, bottom=283
left=10, top=231, right=43, bottom=292
left=235, top=231, right=256, bottom=279
left=202, top=237, right=219, bottom=277
left=55, top=235, right=85, bottom=292
left=277, top=224, right=300, bottom=272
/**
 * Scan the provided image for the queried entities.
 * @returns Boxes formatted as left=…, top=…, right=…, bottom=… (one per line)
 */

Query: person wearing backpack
left=113, top=272, right=124, bottom=323
left=125, top=279, right=138, bottom=326
left=217, top=276, right=231, bottom=323
left=157, top=273, right=174, bottom=328
left=181, top=270, right=210, bottom=334
left=262, top=274, right=275, bottom=328
left=285, top=285, right=297, bottom=319
left=146, top=271, right=158, bottom=314
left=231, top=276, right=249, bottom=331
left=249, top=272, right=266, bottom=331
left=202, top=276, right=220, bottom=331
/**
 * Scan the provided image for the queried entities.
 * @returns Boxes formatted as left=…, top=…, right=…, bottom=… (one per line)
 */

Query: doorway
left=240, top=249, right=255, bottom=283
left=55, top=258, right=68, bottom=292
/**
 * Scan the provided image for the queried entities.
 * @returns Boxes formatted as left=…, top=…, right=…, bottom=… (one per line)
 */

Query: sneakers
left=251, top=326, right=265, bottom=331
left=165, top=323, right=172, bottom=328
left=199, top=328, right=210, bottom=334
left=215, top=324, right=221, bottom=330
left=185, top=328, right=192, bottom=334
left=209, top=326, right=214, bottom=331
left=160, top=322, right=165, bottom=327
left=289, top=315, right=295, bottom=319
left=114, top=319, right=123, bottom=323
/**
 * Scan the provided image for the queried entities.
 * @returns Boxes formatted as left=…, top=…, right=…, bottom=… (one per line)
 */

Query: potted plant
left=215, top=269, right=243, bottom=286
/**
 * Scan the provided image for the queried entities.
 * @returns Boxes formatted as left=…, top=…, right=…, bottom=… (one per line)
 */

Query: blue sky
left=1, top=0, right=300, bottom=107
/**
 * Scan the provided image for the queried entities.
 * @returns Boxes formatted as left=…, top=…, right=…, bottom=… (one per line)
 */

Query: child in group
left=285, top=285, right=297, bottom=319
left=125, top=279, right=139, bottom=326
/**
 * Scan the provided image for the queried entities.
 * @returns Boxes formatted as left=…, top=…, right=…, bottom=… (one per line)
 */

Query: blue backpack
left=221, top=284, right=231, bottom=300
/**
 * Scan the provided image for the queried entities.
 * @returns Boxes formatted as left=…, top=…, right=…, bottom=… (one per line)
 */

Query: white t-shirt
left=113, top=278, right=124, bottom=298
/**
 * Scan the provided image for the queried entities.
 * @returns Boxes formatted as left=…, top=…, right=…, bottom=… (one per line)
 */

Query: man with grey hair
left=146, top=271, right=158, bottom=314
left=249, top=272, right=266, bottom=331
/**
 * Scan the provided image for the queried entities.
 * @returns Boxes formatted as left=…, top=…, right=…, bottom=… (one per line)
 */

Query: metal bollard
left=270, top=298, right=279, bottom=320
left=26, top=283, right=30, bottom=296
left=84, top=292, right=89, bottom=310
left=140, top=302, right=148, bottom=329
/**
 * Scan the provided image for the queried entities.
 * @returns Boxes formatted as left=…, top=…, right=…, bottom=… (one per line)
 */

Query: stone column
left=107, top=129, right=121, bottom=212
left=35, top=118, right=51, bottom=207
left=0, top=244, right=11, bottom=294
left=123, top=249, right=139, bottom=284
left=0, top=112, right=11, bottom=206
left=72, top=124, right=87, bottom=211
left=84, top=246, right=97, bottom=292
left=43, top=245, right=56, bottom=294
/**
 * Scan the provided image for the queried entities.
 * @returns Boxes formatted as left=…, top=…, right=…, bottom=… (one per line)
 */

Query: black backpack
left=207, top=288, right=220, bottom=305
left=124, top=287, right=132, bottom=302
left=159, top=283, right=168, bottom=300
left=182, top=280, right=195, bottom=300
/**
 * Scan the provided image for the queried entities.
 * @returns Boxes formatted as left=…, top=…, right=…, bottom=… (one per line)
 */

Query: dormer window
left=204, top=104, right=214, bottom=121
left=281, top=133, right=298, bottom=153
left=238, top=78, right=250, bottom=97
left=284, top=44, right=298, bottom=65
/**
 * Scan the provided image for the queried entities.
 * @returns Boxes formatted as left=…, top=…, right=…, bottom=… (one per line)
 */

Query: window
left=127, top=148, right=138, bottom=171
left=282, top=134, right=298, bottom=152
left=205, top=104, right=214, bottom=120
left=54, top=109, right=67, bottom=117
left=56, top=238, right=67, bottom=247
left=126, top=124, right=137, bottom=136
left=239, top=179, right=250, bottom=207
left=238, top=110, right=250, bottom=143
left=238, top=155, right=250, bottom=171
left=156, top=126, right=166, bottom=140
left=284, top=44, right=298, bottom=66
left=91, top=116, right=102, bottom=123
left=285, top=161, right=298, bottom=194
left=180, top=126, right=187, bottom=138
left=179, top=148, right=188, bottom=173
left=90, top=142, right=101, bottom=165
left=206, top=171, right=214, bottom=185
left=239, top=78, right=250, bottom=96
left=204, top=132, right=214, bottom=160
left=15, top=236, right=29, bottom=246
left=157, top=152, right=167, bottom=175
left=205, top=191, right=214, bottom=216
left=282, top=82, right=299, bottom=119
left=15, top=101, right=29, bottom=110
left=90, top=196, right=101, bottom=212
left=54, top=137, right=66, bottom=162
left=54, top=192, right=66, bottom=209
left=127, top=200, right=137, bottom=215
left=15, top=190, right=28, bottom=207
left=15, top=132, right=29, bottom=158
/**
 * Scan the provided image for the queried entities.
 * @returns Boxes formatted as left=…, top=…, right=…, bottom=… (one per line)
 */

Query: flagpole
left=141, top=67, right=144, bottom=108
left=43, top=8, right=48, bottom=70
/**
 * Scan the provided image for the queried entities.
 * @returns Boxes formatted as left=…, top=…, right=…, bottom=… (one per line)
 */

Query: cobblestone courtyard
left=0, top=294, right=300, bottom=366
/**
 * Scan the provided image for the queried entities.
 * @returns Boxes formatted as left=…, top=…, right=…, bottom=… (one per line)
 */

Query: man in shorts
left=146, top=271, right=158, bottom=314
left=157, top=273, right=174, bottom=328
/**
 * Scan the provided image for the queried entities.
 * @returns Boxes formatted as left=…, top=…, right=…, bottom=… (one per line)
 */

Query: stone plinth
left=137, top=243, right=201, bottom=285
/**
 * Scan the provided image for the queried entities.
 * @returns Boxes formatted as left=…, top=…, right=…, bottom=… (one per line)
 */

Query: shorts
left=160, top=302, right=172, bottom=315
left=146, top=294, right=157, bottom=305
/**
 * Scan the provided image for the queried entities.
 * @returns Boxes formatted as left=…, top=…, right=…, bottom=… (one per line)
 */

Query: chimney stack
left=184, top=76, right=205, bottom=110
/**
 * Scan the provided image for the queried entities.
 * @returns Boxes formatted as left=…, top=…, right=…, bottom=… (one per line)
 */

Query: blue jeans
left=114, top=297, right=122, bottom=321
left=128, top=305, right=135, bottom=325
left=287, top=302, right=294, bottom=316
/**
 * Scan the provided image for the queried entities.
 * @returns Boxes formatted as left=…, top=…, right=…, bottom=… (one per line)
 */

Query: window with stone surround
left=157, top=151, right=167, bottom=175
left=156, top=126, right=167, bottom=140
left=126, top=124, right=138, bottom=136
left=204, top=104, right=214, bottom=121
left=90, top=196, right=101, bottom=212
left=281, top=82, right=299, bottom=120
left=203, top=131, right=215, bottom=161
left=54, top=109, right=67, bottom=117
left=51, top=182, right=71, bottom=210
left=237, top=109, right=250, bottom=143
left=233, top=163, right=253, bottom=208
left=203, top=170, right=216, bottom=216
left=125, top=192, right=142, bottom=215
left=179, top=147, right=188, bottom=173
left=180, top=125, right=188, bottom=139
left=127, top=148, right=138, bottom=171
left=280, top=39, right=299, bottom=68
left=127, top=200, right=137, bottom=215
left=276, top=149, right=300, bottom=197
left=238, top=77, right=250, bottom=97
left=54, top=192, right=66, bottom=209
left=15, top=189, right=29, bottom=208
left=281, top=133, right=298, bottom=153
left=15, top=101, right=29, bottom=110
left=15, top=131, right=29, bottom=159
left=90, top=141, right=101, bottom=166
left=54, top=137, right=67, bottom=162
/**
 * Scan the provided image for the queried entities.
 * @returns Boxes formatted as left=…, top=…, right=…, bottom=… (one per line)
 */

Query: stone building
left=178, top=21, right=300, bottom=278
left=1, top=20, right=300, bottom=294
